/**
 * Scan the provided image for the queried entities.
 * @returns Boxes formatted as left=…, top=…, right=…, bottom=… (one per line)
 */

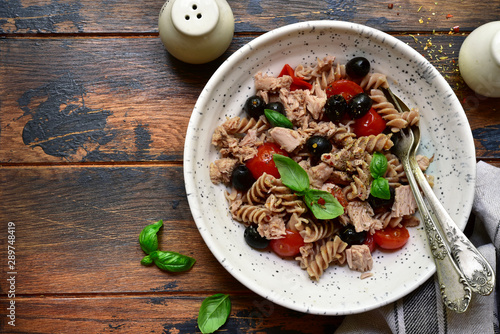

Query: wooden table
left=1, top=0, right=499, bottom=332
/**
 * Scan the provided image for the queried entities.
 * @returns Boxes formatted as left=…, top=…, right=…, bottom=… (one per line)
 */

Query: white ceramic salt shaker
left=158, top=0, right=234, bottom=64
left=459, top=21, right=500, bottom=97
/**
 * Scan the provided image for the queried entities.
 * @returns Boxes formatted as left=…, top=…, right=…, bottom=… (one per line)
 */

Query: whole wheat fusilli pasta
left=210, top=56, right=431, bottom=281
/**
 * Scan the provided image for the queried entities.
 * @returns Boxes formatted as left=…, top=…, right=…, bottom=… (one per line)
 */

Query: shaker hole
left=197, top=13, right=202, bottom=19
left=192, top=4, right=197, bottom=10
left=185, top=15, right=190, bottom=20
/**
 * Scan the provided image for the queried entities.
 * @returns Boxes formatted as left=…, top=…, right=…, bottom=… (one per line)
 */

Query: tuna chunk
left=308, top=163, right=334, bottom=189
left=209, top=158, right=238, bottom=185
left=231, top=129, right=262, bottom=162
left=269, top=127, right=306, bottom=152
left=239, top=129, right=261, bottom=147
left=305, top=84, right=327, bottom=120
left=416, top=154, right=433, bottom=172
left=347, top=201, right=383, bottom=233
left=279, top=88, right=309, bottom=127
left=254, top=72, right=293, bottom=92
left=346, top=244, right=373, bottom=272
left=258, top=215, right=286, bottom=239
left=391, top=185, right=417, bottom=218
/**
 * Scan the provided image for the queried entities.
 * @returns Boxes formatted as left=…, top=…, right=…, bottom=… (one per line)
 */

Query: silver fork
left=409, top=125, right=495, bottom=297
left=392, top=125, right=471, bottom=313
left=383, top=88, right=495, bottom=312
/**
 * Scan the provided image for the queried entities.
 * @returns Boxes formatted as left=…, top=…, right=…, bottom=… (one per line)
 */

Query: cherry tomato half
left=325, top=80, right=364, bottom=101
left=373, top=226, right=410, bottom=250
left=278, top=64, right=312, bottom=91
left=270, top=229, right=305, bottom=257
left=352, top=108, right=386, bottom=137
left=246, top=143, right=288, bottom=179
left=364, top=233, right=377, bottom=253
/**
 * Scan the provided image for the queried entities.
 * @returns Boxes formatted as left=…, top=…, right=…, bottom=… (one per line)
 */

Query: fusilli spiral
left=298, top=236, right=348, bottom=281
left=210, top=56, right=431, bottom=281
left=370, top=88, right=420, bottom=132
left=295, top=218, right=338, bottom=243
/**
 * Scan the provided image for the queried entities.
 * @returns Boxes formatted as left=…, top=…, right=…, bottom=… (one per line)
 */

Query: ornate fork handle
left=400, top=152, right=472, bottom=312
left=409, top=154, right=495, bottom=296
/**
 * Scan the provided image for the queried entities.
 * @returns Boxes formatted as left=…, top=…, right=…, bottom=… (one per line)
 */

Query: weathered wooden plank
left=0, top=36, right=231, bottom=163
left=0, top=0, right=497, bottom=34
left=1, top=35, right=499, bottom=163
left=0, top=166, right=249, bottom=294
left=0, top=295, right=343, bottom=333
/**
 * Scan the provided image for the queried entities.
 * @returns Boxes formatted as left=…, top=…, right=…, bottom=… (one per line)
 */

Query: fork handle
left=409, top=156, right=495, bottom=296
left=401, top=158, right=472, bottom=312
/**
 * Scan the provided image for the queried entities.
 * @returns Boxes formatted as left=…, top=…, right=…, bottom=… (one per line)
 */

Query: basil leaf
left=370, top=152, right=388, bottom=179
left=140, top=254, right=154, bottom=266
left=150, top=250, right=196, bottom=272
left=273, top=154, right=309, bottom=193
left=198, top=294, right=231, bottom=334
left=370, top=177, right=391, bottom=200
left=139, top=220, right=163, bottom=254
left=264, top=109, right=293, bottom=129
left=303, top=189, right=344, bottom=220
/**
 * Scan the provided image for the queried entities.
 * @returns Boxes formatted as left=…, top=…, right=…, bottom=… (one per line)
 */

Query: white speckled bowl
left=184, top=21, right=475, bottom=315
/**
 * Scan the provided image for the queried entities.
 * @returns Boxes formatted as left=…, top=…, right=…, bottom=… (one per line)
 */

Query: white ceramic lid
left=171, top=0, right=219, bottom=37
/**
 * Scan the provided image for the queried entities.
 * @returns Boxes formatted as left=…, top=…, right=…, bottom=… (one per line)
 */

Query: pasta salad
left=209, top=56, right=430, bottom=280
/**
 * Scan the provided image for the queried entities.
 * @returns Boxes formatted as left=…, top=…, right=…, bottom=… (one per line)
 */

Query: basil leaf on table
left=139, top=219, right=163, bottom=254
left=264, top=109, right=293, bottom=129
left=198, top=293, right=231, bottom=334
left=273, top=154, right=309, bottom=193
left=370, top=177, right=391, bottom=200
left=303, top=188, right=344, bottom=219
left=149, top=250, right=196, bottom=272
left=370, top=151, right=388, bottom=179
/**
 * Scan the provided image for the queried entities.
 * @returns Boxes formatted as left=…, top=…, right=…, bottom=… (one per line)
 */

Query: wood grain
left=0, top=166, right=251, bottom=294
left=1, top=0, right=498, bottom=34
left=0, top=35, right=243, bottom=163
left=1, top=35, right=499, bottom=164
left=1, top=1, right=500, bottom=332
left=0, top=295, right=343, bottom=333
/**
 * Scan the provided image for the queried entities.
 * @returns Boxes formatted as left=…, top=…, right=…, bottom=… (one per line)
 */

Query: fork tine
left=392, top=126, right=414, bottom=158
left=410, top=125, right=421, bottom=153
left=381, top=87, right=410, bottom=113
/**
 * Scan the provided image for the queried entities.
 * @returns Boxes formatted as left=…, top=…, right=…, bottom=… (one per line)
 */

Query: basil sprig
left=139, top=220, right=195, bottom=273
left=198, top=294, right=231, bottom=334
left=370, top=152, right=391, bottom=199
left=149, top=250, right=196, bottom=272
left=273, top=154, right=344, bottom=219
left=139, top=219, right=163, bottom=254
left=264, top=109, right=293, bottom=129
